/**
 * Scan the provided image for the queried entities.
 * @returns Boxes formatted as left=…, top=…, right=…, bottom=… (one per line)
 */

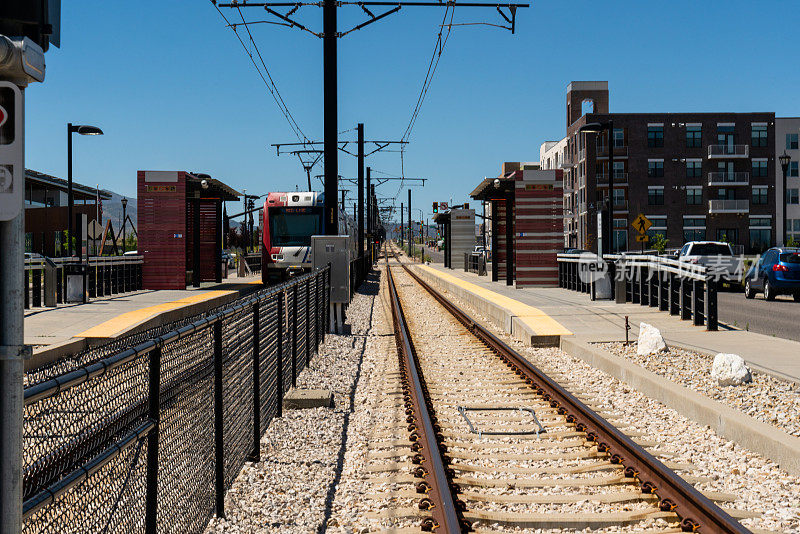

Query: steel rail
left=386, top=265, right=463, bottom=533
left=395, top=256, right=751, bottom=534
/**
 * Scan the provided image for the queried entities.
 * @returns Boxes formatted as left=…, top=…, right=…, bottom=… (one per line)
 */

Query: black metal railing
left=463, top=252, right=487, bottom=276
left=24, top=255, right=143, bottom=309
left=21, top=266, right=331, bottom=534
left=557, top=253, right=718, bottom=331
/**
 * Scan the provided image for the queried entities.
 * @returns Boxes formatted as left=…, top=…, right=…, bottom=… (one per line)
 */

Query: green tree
left=651, top=233, right=669, bottom=254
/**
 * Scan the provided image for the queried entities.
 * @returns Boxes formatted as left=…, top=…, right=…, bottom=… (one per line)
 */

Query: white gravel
left=205, top=272, right=381, bottom=533
left=417, top=267, right=800, bottom=533
left=595, top=341, right=800, bottom=438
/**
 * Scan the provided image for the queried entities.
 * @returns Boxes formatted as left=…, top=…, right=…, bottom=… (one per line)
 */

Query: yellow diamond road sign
left=632, top=214, right=652, bottom=235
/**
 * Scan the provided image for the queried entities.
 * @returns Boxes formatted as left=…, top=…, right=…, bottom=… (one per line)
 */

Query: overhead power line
left=213, top=2, right=310, bottom=143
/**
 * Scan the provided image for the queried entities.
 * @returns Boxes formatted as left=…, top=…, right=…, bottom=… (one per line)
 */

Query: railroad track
left=362, top=246, right=753, bottom=533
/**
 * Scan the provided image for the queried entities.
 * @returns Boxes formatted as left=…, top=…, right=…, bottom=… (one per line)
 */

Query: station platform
left=24, top=273, right=263, bottom=370
left=413, top=262, right=800, bottom=383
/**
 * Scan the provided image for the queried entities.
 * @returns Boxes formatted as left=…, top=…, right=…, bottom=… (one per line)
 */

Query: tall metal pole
left=400, top=202, right=404, bottom=247
left=408, top=188, right=412, bottom=259
left=782, top=156, right=789, bottom=246
left=357, top=123, right=364, bottom=258
left=67, top=123, right=73, bottom=256
left=608, top=119, right=614, bottom=254
left=323, top=0, right=338, bottom=235
left=366, top=166, right=371, bottom=238
left=0, top=80, right=25, bottom=534
left=122, top=200, right=127, bottom=253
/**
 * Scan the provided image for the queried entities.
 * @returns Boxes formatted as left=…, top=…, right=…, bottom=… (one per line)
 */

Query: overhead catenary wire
left=213, top=2, right=311, bottom=143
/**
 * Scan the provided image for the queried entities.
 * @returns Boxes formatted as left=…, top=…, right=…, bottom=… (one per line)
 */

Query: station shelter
left=470, top=165, right=564, bottom=287
left=137, top=171, right=240, bottom=289
left=434, top=208, right=475, bottom=270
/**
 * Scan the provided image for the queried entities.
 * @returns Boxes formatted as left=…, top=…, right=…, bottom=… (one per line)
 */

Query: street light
left=578, top=120, right=615, bottom=254
left=121, top=197, right=128, bottom=253
left=67, top=123, right=104, bottom=256
left=780, top=151, right=791, bottom=246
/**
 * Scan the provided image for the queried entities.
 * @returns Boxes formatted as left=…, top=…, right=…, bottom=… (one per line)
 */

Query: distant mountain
left=102, top=192, right=137, bottom=233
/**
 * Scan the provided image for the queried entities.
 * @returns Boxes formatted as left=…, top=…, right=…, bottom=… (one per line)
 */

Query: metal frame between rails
left=396, top=258, right=750, bottom=534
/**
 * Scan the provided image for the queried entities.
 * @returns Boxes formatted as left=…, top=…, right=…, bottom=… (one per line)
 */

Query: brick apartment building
left=541, top=81, right=777, bottom=253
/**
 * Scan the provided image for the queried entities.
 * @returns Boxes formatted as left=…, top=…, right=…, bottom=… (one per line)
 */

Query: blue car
left=744, top=247, right=800, bottom=301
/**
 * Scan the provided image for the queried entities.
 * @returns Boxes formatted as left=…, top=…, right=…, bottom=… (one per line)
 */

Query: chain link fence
left=22, top=267, right=331, bottom=533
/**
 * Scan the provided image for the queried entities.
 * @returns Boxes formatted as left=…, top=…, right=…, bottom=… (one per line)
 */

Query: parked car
left=472, top=245, right=487, bottom=258
left=122, top=250, right=139, bottom=256
left=744, top=247, right=800, bottom=301
left=675, top=241, right=742, bottom=282
left=221, top=250, right=236, bottom=269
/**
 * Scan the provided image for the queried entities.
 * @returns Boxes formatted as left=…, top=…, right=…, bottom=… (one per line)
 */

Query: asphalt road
left=718, top=289, right=800, bottom=342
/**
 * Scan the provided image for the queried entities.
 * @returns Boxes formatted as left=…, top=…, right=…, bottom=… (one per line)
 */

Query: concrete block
left=283, top=389, right=334, bottom=410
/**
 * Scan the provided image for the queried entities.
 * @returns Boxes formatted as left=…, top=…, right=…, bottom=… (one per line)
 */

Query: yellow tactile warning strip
left=417, top=265, right=573, bottom=337
left=76, top=290, right=236, bottom=339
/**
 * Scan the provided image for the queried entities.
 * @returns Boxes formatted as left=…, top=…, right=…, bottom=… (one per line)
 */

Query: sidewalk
left=417, top=263, right=800, bottom=383
left=25, top=274, right=263, bottom=370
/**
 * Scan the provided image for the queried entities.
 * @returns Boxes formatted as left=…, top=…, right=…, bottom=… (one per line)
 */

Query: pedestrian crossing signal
left=432, top=202, right=438, bottom=213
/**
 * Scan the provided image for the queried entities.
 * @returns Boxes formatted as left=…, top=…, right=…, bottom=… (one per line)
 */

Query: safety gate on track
left=21, top=267, right=331, bottom=533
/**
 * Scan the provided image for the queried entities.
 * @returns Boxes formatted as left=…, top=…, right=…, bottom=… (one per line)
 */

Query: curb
left=411, top=265, right=560, bottom=347
left=560, top=336, right=800, bottom=477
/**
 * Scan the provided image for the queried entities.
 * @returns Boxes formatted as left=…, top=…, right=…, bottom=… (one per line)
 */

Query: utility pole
left=400, top=202, right=404, bottom=247
left=0, top=26, right=49, bottom=533
left=408, top=188, right=412, bottom=259
left=357, top=123, right=364, bottom=261
left=223, top=0, right=530, bottom=246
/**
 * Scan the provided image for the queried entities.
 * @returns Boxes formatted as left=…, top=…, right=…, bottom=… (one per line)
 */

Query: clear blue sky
left=24, top=0, right=800, bottom=223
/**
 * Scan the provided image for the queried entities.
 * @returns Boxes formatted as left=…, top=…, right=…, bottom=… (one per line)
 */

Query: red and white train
left=261, top=191, right=356, bottom=283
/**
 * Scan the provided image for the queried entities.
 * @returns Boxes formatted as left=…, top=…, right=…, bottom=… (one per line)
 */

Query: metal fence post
left=249, top=302, right=261, bottom=463
left=305, top=279, right=311, bottom=364
left=213, top=321, right=225, bottom=519
left=639, top=267, right=648, bottom=306
left=292, top=284, right=298, bottom=388
left=277, top=290, right=284, bottom=418
left=680, top=278, right=691, bottom=320
left=692, top=279, right=704, bottom=326
left=145, top=344, right=162, bottom=532
left=705, top=279, right=718, bottom=331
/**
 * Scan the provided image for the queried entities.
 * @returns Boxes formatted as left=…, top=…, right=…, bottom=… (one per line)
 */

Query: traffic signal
left=432, top=202, right=438, bottom=213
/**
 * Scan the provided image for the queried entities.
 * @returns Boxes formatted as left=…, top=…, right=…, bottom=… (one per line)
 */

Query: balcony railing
left=708, top=171, right=749, bottom=185
left=596, top=145, right=629, bottom=157
left=708, top=199, right=749, bottom=213
left=708, top=144, right=749, bottom=158
left=596, top=172, right=628, bottom=184
left=612, top=199, right=629, bottom=210
left=578, top=148, right=586, bottom=161
left=559, top=154, right=576, bottom=169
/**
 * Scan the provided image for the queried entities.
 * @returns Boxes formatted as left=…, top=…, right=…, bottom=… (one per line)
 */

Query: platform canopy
left=186, top=172, right=241, bottom=201
left=469, top=172, right=517, bottom=201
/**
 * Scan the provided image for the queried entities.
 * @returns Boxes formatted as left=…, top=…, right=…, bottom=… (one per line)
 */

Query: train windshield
left=268, top=206, right=323, bottom=247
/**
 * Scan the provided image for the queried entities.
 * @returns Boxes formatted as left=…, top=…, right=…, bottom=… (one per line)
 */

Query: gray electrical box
left=312, top=235, right=350, bottom=304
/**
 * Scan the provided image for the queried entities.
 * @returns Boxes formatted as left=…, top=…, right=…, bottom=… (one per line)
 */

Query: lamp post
left=780, top=151, right=791, bottom=246
left=67, top=123, right=104, bottom=256
left=121, top=197, right=128, bottom=253
left=578, top=120, right=614, bottom=255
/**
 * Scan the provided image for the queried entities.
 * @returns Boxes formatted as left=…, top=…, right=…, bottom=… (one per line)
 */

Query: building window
left=686, top=160, right=702, bottom=178
left=684, top=228, right=705, bottom=242
left=790, top=161, right=799, bottom=177
left=686, top=187, right=702, bottom=205
left=646, top=217, right=667, bottom=240
left=647, top=125, right=664, bottom=147
left=613, top=128, right=625, bottom=148
left=716, top=228, right=739, bottom=244
left=686, top=125, right=702, bottom=148
left=787, top=188, right=800, bottom=205
left=752, top=186, right=768, bottom=205
left=788, top=219, right=800, bottom=243
left=752, top=160, right=768, bottom=178
left=612, top=188, right=626, bottom=207
left=749, top=218, right=772, bottom=252
left=787, top=133, right=799, bottom=150
left=648, top=160, right=664, bottom=178
left=751, top=124, right=768, bottom=147
left=648, top=187, right=664, bottom=205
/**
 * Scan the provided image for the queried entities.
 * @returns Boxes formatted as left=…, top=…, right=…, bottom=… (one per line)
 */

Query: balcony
left=578, top=148, right=586, bottom=161
left=708, top=144, right=749, bottom=158
left=708, top=171, right=749, bottom=186
left=559, top=155, right=576, bottom=169
left=708, top=199, right=749, bottom=213
left=596, top=172, right=628, bottom=185
left=596, top=145, right=629, bottom=158
left=612, top=199, right=629, bottom=211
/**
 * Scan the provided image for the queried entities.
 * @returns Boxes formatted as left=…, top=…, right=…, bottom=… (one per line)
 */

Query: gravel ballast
left=416, top=267, right=800, bottom=533
left=204, top=272, right=382, bottom=533
left=595, top=341, right=800, bottom=438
